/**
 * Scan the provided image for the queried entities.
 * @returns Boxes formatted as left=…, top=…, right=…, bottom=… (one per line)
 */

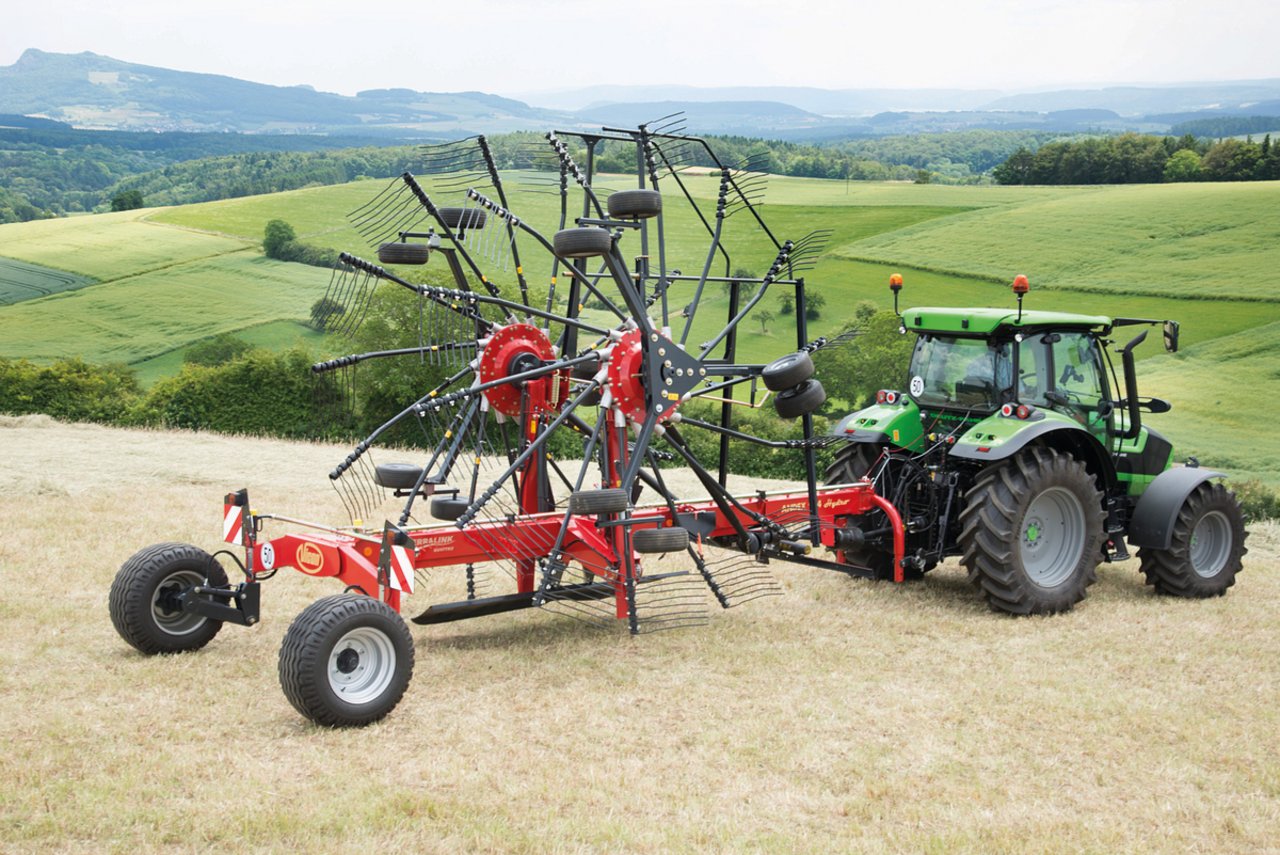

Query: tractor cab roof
left=902, top=307, right=1112, bottom=337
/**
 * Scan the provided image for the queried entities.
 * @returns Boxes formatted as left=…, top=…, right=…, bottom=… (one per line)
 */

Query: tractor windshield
left=908, top=335, right=1012, bottom=411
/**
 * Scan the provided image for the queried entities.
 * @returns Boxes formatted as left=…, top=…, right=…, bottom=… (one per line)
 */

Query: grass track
left=0, top=256, right=95, bottom=305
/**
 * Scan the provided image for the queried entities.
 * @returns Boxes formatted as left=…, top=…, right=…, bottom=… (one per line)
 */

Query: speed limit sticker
left=910, top=375, right=925, bottom=397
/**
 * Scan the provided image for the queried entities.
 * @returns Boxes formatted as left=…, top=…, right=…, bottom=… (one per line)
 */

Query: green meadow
left=2, top=173, right=1278, bottom=481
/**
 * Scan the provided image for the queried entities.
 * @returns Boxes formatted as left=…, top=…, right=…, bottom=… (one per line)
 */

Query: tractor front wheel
left=1137, top=482, right=1247, bottom=597
left=278, top=594, right=415, bottom=727
left=959, top=447, right=1105, bottom=615
left=109, top=542, right=228, bottom=654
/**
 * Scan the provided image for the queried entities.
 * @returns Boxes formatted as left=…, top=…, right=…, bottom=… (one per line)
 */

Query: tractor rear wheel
left=278, top=594, right=414, bottom=728
left=1137, top=481, right=1247, bottom=597
left=959, top=447, right=1105, bottom=615
left=109, top=542, right=229, bottom=654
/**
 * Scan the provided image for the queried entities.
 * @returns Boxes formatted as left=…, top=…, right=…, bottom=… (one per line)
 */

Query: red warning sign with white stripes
left=388, top=543, right=415, bottom=594
left=223, top=502, right=244, bottom=545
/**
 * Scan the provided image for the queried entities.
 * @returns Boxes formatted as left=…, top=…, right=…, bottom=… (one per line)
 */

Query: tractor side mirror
left=1139, top=397, right=1172, bottom=414
left=1162, top=320, right=1179, bottom=353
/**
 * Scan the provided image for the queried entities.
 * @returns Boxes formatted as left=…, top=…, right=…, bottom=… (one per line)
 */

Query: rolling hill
left=6, top=50, right=1280, bottom=138
left=1, top=173, right=1278, bottom=483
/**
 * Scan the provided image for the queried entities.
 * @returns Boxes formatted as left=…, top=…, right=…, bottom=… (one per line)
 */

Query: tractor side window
left=1052, top=333, right=1103, bottom=404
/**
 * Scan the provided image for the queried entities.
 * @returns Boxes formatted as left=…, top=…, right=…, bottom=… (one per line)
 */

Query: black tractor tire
left=633, top=527, right=689, bottom=553
left=568, top=488, right=629, bottom=515
left=607, top=189, right=662, bottom=220
left=431, top=496, right=471, bottom=521
left=773, top=379, right=826, bottom=419
left=761, top=351, right=815, bottom=392
left=373, top=462, right=425, bottom=490
left=278, top=594, right=415, bottom=728
left=959, top=447, right=1106, bottom=615
left=824, top=444, right=935, bottom=579
left=1137, top=481, right=1247, bottom=597
left=554, top=227, right=613, bottom=259
left=376, top=242, right=430, bottom=266
left=109, top=542, right=229, bottom=655
left=438, top=207, right=487, bottom=231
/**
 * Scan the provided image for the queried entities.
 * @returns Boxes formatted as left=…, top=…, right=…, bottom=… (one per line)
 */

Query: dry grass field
left=1, top=415, right=1277, bottom=853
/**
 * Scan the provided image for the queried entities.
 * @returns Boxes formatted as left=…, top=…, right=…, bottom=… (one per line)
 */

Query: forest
left=0, top=124, right=1071, bottom=224
left=993, top=132, right=1280, bottom=184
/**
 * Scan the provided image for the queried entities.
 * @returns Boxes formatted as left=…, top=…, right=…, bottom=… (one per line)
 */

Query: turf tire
left=438, top=207, right=486, bottom=230
left=633, top=527, right=689, bottom=553
left=773, top=379, right=826, bottom=419
left=554, top=227, right=613, bottom=259
left=1137, top=481, right=1247, bottom=597
left=607, top=189, right=662, bottom=220
left=278, top=594, right=414, bottom=728
left=374, top=462, right=425, bottom=489
left=376, top=242, right=430, bottom=265
left=431, top=496, right=471, bottom=521
left=959, top=447, right=1106, bottom=615
left=761, top=351, right=815, bottom=392
left=109, top=542, right=228, bottom=654
left=568, top=488, right=629, bottom=515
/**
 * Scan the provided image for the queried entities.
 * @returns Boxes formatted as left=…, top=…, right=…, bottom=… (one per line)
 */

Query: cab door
left=1048, top=332, right=1114, bottom=448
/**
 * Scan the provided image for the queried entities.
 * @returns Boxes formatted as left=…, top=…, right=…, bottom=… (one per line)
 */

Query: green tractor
left=825, top=274, right=1247, bottom=615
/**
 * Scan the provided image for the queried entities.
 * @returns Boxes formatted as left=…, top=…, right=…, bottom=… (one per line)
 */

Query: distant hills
left=3, top=49, right=1280, bottom=139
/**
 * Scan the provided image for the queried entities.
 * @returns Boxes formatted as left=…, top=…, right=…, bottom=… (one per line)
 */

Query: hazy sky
left=4, top=0, right=1277, bottom=99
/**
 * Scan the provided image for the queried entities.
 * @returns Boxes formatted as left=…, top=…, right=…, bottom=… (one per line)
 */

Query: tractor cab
left=902, top=307, right=1117, bottom=444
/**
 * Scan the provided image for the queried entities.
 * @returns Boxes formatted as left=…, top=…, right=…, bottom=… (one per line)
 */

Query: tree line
left=993, top=132, right=1280, bottom=185
left=1, top=125, right=1061, bottom=225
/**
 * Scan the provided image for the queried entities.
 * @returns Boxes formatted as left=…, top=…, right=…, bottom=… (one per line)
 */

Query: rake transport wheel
left=761, top=351, right=815, bottom=392
left=553, top=227, right=613, bottom=258
left=376, top=242, right=431, bottom=266
left=633, top=527, right=690, bottom=554
left=607, top=189, right=662, bottom=220
left=278, top=593, right=415, bottom=728
left=438, top=207, right=487, bottom=230
left=959, top=447, right=1106, bottom=615
left=1137, top=481, right=1247, bottom=597
left=109, top=542, right=229, bottom=654
left=773, top=379, right=826, bottom=419
left=568, top=488, right=630, bottom=515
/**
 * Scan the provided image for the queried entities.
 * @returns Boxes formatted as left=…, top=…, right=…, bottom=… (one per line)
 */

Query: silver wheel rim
left=327, top=626, right=396, bottom=705
left=151, top=569, right=208, bottom=636
left=1190, top=510, right=1231, bottom=578
left=1019, top=486, right=1086, bottom=588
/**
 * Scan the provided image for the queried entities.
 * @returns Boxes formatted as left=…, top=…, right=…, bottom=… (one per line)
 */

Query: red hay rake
left=110, top=121, right=901, bottom=727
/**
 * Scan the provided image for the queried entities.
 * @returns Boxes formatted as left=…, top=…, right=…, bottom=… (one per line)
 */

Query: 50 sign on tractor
left=109, top=122, right=1247, bottom=727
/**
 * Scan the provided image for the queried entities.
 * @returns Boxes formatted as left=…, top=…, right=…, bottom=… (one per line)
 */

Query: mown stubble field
left=1, top=415, right=1276, bottom=853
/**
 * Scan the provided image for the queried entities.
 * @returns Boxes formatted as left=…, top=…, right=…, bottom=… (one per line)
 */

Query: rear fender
left=950, top=411, right=1117, bottom=488
left=1127, top=467, right=1227, bottom=549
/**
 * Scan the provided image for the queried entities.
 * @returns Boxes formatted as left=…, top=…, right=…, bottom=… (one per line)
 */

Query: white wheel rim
left=327, top=626, right=397, bottom=705
left=151, top=569, right=208, bottom=636
left=1190, top=510, right=1231, bottom=578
